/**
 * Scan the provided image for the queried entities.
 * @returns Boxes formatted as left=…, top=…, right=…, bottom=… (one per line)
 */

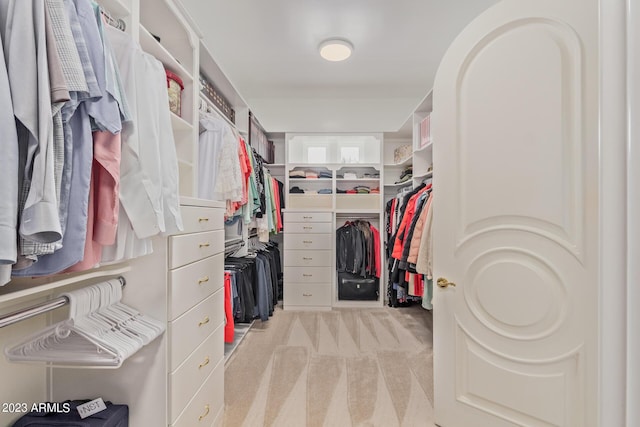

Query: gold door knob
left=437, top=277, right=457, bottom=288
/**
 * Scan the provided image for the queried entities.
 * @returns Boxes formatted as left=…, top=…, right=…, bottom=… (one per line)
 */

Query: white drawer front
left=285, top=222, right=333, bottom=234
left=285, top=266, right=332, bottom=283
left=170, top=324, right=224, bottom=423
left=180, top=205, right=223, bottom=233
left=169, top=253, right=223, bottom=320
left=284, top=283, right=332, bottom=306
left=170, top=289, right=224, bottom=370
left=171, top=358, right=224, bottom=427
left=285, top=233, right=332, bottom=250
left=284, top=212, right=332, bottom=223
left=170, top=230, right=223, bottom=269
left=284, top=250, right=332, bottom=267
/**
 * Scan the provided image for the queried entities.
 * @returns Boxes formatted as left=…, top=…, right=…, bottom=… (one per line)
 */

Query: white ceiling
left=179, top=0, right=499, bottom=133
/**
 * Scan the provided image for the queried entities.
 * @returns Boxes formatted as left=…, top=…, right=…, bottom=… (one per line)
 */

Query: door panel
left=432, top=1, right=598, bottom=426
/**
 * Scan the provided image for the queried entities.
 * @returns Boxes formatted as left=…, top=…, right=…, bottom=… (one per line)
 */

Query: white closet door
left=432, top=0, right=599, bottom=426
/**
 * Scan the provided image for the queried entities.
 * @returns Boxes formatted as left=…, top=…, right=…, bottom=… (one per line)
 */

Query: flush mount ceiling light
left=319, top=39, right=353, bottom=62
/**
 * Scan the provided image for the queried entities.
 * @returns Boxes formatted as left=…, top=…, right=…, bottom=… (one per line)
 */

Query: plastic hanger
left=5, top=280, right=165, bottom=368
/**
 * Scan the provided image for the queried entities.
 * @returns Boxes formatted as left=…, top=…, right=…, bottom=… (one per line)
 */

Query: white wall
left=246, top=97, right=421, bottom=133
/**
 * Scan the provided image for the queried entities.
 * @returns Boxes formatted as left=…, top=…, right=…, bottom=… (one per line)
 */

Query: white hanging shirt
left=105, top=26, right=182, bottom=240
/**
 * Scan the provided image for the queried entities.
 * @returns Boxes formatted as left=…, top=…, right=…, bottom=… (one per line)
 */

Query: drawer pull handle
left=303, top=226, right=312, bottom=230
left=198, top=316, right=210, bottom=327
left=198, top=217, right=209, bottom=222
left=303, top=216, right=312, bottom=219
left=302, top=257, right=313, bottom=261
left=198, top=404, right=210, bottom=421
left=199, top=356, right=210, bottom=369
left=303, top=293, right=313, bottom=297
left=198, top=276, right=209, bottom=284
left=303, top=240, right=313, bottom=244
left=303, top=274, right=312, bottom=277
left=199, top=242, right=210, bottom=248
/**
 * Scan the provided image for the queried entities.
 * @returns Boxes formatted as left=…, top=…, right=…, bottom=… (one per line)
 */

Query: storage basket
left=394, top=144, right=412, bottom=164
left=165, top=70, right=184, bottom=116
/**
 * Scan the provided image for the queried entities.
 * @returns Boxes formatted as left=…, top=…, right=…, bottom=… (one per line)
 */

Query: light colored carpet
left=224, top=305, right=434, bottom=427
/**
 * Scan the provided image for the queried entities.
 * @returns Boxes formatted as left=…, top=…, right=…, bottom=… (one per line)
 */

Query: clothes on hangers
left=224, top=240, right=281, bottom=324
left=336, top=220, right=380, bottom=279
left=1, top=0, right=179, bottom=280
left=385, top=183, right=434, bottom=308
left=100, top=25, right=183, bottom=264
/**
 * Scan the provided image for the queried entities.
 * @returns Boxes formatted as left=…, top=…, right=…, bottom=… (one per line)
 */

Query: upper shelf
left=384, top=155, right=412, bottom=167
left=0, top=265, right=132, bottom=305
left=413, top=170, right=433, bottom=180
left=139, top=25, right=193, bottom=83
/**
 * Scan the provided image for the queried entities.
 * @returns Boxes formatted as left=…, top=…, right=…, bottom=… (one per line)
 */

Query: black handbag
left=338, top=272, right=379, bottom=301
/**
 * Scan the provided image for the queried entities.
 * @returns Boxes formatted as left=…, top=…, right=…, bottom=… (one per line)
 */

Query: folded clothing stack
left=395, top=165, right=413, bottom=184
left=290, top=186, right=305, bottom=193
left=318, top=189, right=333, bottom=194
left=289, top=169, right=332, bottom=179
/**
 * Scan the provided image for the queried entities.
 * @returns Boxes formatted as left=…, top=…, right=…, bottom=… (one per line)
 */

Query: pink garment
left=66, top=132, right=121, bottom=272
left=370, top=224, right=381, bottom=278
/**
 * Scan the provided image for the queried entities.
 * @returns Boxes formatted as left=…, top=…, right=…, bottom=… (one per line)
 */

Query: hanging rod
left=100, top=7, right=126, bottom=31
left=0, top=276, right=126, bottom=329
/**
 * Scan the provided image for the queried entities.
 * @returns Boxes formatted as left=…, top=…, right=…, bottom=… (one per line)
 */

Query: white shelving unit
left=283, top=134, right=385, bottom=309
left=0, top=1, right=244, bottom=426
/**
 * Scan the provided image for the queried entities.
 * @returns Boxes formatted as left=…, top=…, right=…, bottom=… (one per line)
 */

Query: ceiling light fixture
left=319, top=38, right=353, bottom=62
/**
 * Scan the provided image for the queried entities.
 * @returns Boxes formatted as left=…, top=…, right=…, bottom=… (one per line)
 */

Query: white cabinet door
left=432, top=1, right=599, bottom=426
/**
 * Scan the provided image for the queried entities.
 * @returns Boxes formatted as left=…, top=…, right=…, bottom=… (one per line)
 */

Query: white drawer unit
left=169, top=230, right=224, bottom=269
left=284, top=211, right=332, bottom=223
left=285, top=221, right=333, bottom=234
left=284, top=211, right=334, bottom=310
left=169, top=289, right=224, bottom=371
left=180, top=205, right=224, bottom=234
left=169, top=253, right=224, bottom=320
left=168, top=202, right=225, bottom=427
left=284, top=233, right=332, bottom=250
left=285, top=266, right=332, bottom=283
left=170, top=359, right=224, bottom=427
left=284, top=283, right=332, bottom=307
left=169, top=324, right=224, bottom=423
left=284, top=250, right=332, bottom=267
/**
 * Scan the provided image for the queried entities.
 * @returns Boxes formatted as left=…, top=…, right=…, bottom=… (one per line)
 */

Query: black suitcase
left=338, top=272, right=379, bottom=300
left=12, top=400, right=128, bottom=427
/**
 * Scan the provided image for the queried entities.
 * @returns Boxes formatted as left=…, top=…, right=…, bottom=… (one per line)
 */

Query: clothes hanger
left=5, top=280, right=165, bottom=368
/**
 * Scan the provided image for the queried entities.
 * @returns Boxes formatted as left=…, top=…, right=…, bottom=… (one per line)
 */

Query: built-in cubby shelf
left=139, top=25, right=193, bottom=83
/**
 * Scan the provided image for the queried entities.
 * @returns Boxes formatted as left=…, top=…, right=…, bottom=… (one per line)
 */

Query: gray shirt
left=0, top=30, right=19, bottom=286
left=0, top=0, right=61, bottom=246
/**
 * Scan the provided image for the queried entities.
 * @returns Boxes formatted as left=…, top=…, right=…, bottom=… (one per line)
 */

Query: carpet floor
left=223, top=305, right=434, bottom=427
